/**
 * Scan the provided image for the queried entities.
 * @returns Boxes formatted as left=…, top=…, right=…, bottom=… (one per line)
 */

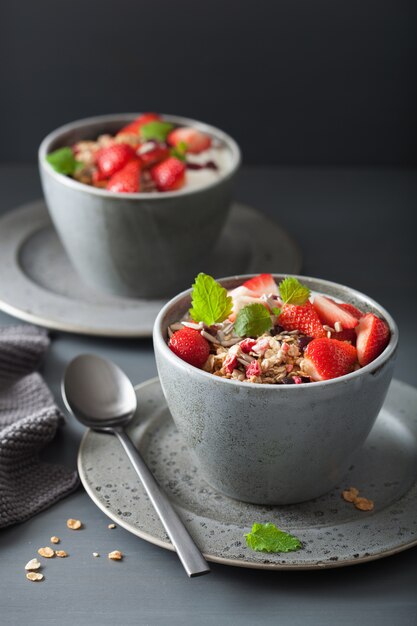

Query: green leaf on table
left=46, top=147, right=80, bottom=175
left=279, top=277, right=310, bottom=305
left=189, top=273, right=233, bottom=326
left=245, top=523, right=302, bottom=553
left=234, top=303, right=273, bottom=337
left=140, top=121, right=174, bottom=142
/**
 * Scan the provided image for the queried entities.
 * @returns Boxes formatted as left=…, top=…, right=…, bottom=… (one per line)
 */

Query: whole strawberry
left=96, top=143, right=136, bottom=178
left=355, top=313, right=390, bottom=366
left=169, top=328, right=210, bottom=369
left=277, top=277, right=325, bottom=338
left=302, top=338, right=358, bottom=381
left=151, top=157, right=186, bottom=191
left=106, top=160, right=141, bottom=193
left=117, top=113, right=161, bottom=138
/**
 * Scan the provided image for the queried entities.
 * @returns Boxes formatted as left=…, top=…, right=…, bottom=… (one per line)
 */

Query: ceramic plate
left=0, top=200, right=301, bottom=337
left=78, top=377, right=417, bottom=570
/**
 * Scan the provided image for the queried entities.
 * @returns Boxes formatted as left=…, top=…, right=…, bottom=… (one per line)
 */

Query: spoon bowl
left=62, top=353, right=210, bottom=577
left=63, top=354, right=137, bottom=429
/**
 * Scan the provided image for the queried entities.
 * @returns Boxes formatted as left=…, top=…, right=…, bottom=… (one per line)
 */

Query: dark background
left=1, top=0, right=416, bottom=166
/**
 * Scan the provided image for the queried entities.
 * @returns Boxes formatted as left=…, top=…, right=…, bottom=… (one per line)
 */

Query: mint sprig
left=234, top=303, right=273, bottom=338
left=279, top=277, right=310, bottom=305
left=189, top=273, right=233, bottom=326
left=140, top=121, right=173, bottom=142
left=245, top=523, right=302, bottom=553
left=170, top=141, right=187, bottom=162
left=46, top=147, right=80, bottom=176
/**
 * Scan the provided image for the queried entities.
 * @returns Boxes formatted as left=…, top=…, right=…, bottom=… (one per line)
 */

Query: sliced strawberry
left=117, top=113, right=160, bottom=137
left=241, top=273, right=279, bottom=297
left=338, top=302, right=363, bottom=319
left=167, top=127, right=212, bottom=154
left=355, top=313, right=390, bottom=366
left=139, top=145, right=170, bottom=168
left=223, top=353, right=238, bottom=374
left=96, top=143, right=136, bottom=178
left=279, top=301, right=325, bottom=338
left=106, top=160, right=141, bottom=193
left=313, top=295, right=359, bottom=330
left=150, top=157, right=186, bottom=191
left=302, top=338, right=358, bottom=381
left=169, top=328, right=210, bottom=369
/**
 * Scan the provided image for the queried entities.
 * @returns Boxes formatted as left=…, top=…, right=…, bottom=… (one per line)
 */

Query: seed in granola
left=25, top=558, right=41, bottom=571
left=342, top=487, right=360, bottom=502
left=55, top=550, right=68, bottom=558
left=334, top=321, right=343, bottom=332
left=38, top=546, right=55, bottom=558
left=26, top=572, right=44, bottom=582
left=108, top=523, right=116, bottom=529
left=354, top=497, right=374, bottom=511
left=108, top=550, right=123, bottom=560
left=50, top=536, right=60, bottom=544
left=67, top=518, right=82, bottom=530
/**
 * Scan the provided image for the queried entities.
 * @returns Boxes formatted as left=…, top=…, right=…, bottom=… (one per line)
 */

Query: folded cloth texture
left=0, top=325, right=79, bottom=529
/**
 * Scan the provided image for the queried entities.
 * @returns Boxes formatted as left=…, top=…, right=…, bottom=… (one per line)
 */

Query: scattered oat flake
left=55, top=550, right=68, bottom=558
left=38, top=546, right=55, bottom=558
left=25, top=558, right=41, bottom=571
left=67, top=518, right=82, bottom=530
left=93, top=552, right=100, bottom=558
left=26, top=572, right=44, bottom=582
left=108, top=550, right=123, bottom=560
left=342, top=487, right=359, bottom=503
left=108, top=523, right=116, bottom=529
left=354, top=497, right=374, bottom=511
left=50, top=536, right=60, bottom=544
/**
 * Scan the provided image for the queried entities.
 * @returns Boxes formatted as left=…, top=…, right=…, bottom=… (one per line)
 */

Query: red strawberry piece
left=169, top=328, right=210, bottom=369
left=313, top=295, right=359, bottom=330
left=241, top=273, right=279, bottom=297
left=106, top=160, right=142, bottom=193
left=151, top=157, right=186, bottom=191
left=302, top=338, right=358, bottom=381
left=117, top=113, right=160, bottom=137
left=167, top=127, right=212, bottom=154
left=139, top=145, right=170, bottom=168
left=96, top=143, right=136, bottom=178
left=355, top=313, right=390, bottom=366
left=332, top=328, right=357, bottom=344
left=246, top=360, right=261, bottom=378
left=279, top=301, right=325, bottom=339
left=240, top=338, right=257, bottom=354
left=338, top=302, right=363, bottom=319
left=223, top=353, right=238, bottom=374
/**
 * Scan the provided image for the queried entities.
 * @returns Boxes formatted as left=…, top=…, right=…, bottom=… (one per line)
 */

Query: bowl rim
left=153, top=273, right=399, bottom=390
left=38, top=112, right=241, bottom=200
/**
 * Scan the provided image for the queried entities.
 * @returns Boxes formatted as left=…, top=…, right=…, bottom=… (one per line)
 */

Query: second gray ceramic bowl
left=153, top=274, right=398, bottom=505
left=39, top=114, right=240, bottom=299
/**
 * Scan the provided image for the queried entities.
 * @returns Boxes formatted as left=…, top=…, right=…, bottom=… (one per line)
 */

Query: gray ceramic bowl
left=153, top=274, right=398, bottom=505
left=39, top=114, right=240, bottom=298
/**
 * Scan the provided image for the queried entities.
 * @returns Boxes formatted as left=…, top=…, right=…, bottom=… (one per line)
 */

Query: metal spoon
left=62, top=353, right=210, bottom=578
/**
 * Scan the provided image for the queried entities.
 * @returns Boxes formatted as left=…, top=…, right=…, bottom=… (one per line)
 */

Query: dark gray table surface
left=0, top=165, right=416, bottom=626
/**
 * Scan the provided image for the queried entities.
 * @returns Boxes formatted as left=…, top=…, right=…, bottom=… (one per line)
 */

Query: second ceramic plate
left=0, top=200, right=301, bottom=337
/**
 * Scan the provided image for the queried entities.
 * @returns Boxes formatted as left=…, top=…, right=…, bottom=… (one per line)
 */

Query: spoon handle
left=113, top=428, right=210, bottom=577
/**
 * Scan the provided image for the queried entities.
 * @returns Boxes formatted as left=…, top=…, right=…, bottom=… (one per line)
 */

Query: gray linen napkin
left=0, top=325, right=79, bottom=529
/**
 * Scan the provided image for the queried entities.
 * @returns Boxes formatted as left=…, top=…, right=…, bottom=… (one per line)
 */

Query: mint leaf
left=279, top=277, right=310, bottom=305
left=46, top=147, right=79, bottom=175
left=140, top=121, right=173, bottom=142
left=272, top=307, right=281, bottom=316
left=245, top=523, right=302, bottom=553
left=234, top=303, right=272, bottom=337
left=170, top=141, right=187, bottom=162
left=189, top=273, right=233, bottom=326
